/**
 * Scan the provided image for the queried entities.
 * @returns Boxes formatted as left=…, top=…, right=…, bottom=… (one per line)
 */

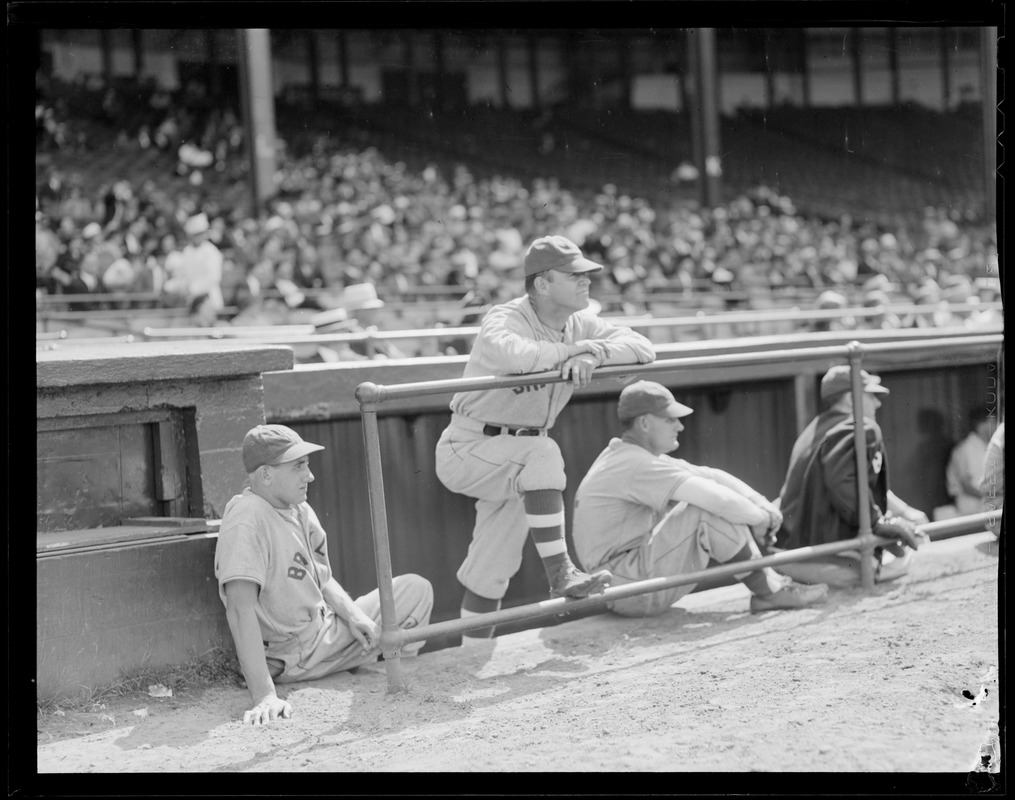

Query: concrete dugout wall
left=36, top=342, right=293, bottom=698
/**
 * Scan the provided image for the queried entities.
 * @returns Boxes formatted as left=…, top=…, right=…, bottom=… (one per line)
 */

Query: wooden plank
left=37, top=523, right=213, bottom=553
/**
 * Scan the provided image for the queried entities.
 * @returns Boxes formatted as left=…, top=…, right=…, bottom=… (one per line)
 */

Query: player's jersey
left=215, top=489, right=334, bottom=660
left=574, top=438, right=771, bottom=570
left=777, top=409, right=890, bottom=548
left=449, top=295, right=654, bottom=429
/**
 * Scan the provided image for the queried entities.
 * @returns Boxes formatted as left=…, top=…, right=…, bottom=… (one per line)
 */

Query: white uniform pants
left=597, top=502, right=777, bottom=617
left=274, top=574, right=434, bottom=683
left=435, top=418, right=566, bottom=600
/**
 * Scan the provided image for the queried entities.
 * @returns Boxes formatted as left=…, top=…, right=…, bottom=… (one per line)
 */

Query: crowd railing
left=353, top=334, right=1002, bottom=692
left=110, top=301, right=1001, bottom=354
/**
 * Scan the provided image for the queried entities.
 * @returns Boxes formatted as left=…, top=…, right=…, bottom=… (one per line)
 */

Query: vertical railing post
left=847, top=342, right=877, bottom=591
left=354, top=381, right=405, bottom=692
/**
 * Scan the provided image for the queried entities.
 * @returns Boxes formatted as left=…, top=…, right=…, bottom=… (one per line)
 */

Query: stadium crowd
left=36, top=75, right=1000, bottom=335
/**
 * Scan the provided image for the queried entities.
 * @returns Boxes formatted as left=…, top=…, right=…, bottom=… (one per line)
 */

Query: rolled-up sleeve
left=577, top=315, right=656, bottom=365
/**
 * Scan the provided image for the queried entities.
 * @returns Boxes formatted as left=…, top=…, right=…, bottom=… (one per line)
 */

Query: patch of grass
left=37, top=646, right=240, bottom=717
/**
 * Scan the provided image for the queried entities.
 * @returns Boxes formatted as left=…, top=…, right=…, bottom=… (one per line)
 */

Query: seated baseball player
left=215, top=424, right=434, bottom=725
left=773, top=365, right=929, bottom=587
left=435, top=235, right=656, bottom=643
left=572, top=380, right=829, bottom=617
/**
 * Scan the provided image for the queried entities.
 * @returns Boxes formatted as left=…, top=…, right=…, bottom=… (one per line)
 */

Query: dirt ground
left=35, top=532, right=1000, bottom=779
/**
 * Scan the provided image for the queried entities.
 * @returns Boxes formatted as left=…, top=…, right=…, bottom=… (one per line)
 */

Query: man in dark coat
left=774, top=365, right=929, bottom=585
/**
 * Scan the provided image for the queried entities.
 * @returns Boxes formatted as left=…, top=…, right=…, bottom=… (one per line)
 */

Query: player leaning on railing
left=434, top=235, right=656, bottom=644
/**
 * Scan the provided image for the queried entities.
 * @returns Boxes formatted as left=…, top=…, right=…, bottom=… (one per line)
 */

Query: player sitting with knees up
left=572, top=381, right=829, bottom=616
left=435, top=235, right=656, bottom=644
left=773, top=366, right=930, bottom=586
left=215, top=424, right=433, bottom=725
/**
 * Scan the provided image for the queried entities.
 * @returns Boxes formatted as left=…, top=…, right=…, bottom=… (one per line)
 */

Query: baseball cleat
left=549, top=566, right=613, bottom=598
left=749, top=580, right=828, bottom=613
left=876, top=547, right=915, bottom=583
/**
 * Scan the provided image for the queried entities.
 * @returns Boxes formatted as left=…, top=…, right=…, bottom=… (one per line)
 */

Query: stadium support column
left=850, top=29, right=863, bottom=107
left=132, top=30, right=144, bottom=79
left=237, top=29, right=278, bottom=217
left=100, top=29, right=113, bottom=85
left=887, top=28, right=900, bottom=106
left=981, top=27, right=997, bottom=225
left=687, top=28, right=722, bottom=208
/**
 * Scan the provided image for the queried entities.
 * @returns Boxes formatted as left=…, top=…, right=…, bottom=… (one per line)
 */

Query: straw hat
left=341, top=283, right=385, bottom=311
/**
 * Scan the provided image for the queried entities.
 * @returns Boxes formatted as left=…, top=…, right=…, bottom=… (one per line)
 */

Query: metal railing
left=355, top=334, right=1002, bottom=692
left=72, top=300, right=997, bottom=357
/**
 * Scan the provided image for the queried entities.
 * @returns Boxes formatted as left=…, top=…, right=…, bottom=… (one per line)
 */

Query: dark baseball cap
left=242, top=424, right=324, bottom=473
left=617, top=381, right=694, bottom=422
left=523, top=235, right=604, bottom=278
left=820, top=365, right=890, bottom=403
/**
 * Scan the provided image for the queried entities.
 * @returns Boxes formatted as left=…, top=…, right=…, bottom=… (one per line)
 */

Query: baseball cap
left=523, top=235, right=604, bottom=278
left=242, top=424, right=324, bottom=473
left=820, top=366, right=890, bottom=403
left=617, top=381, right=694, bottom=422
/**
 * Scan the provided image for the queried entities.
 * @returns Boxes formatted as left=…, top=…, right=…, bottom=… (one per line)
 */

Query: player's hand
left=561, top=354, right=599, bottom=388
left=900, top=507, right=930, bottom=526
left=350, top=615, right=381, bottom=654
left=874, top=515, right=923, bottom=551
left=242, top=695, right=292, bottom=726
left=765, top=506, right=783, bottom=537
left=574, top=339, right=609, bottom=362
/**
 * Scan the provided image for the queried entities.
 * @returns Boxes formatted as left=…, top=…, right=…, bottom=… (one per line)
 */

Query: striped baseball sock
left=460, top=588, right=501, bottom=641
left=524, top=489, right=572, bottom=581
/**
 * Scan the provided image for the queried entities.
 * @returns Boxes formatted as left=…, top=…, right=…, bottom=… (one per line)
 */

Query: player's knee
left=398, top=573, right=434, bottom=604
left=516, top=440, right=566, bottom=492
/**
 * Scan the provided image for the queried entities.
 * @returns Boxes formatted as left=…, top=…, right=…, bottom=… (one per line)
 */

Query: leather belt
left=482, top=424, right=548, bottom=437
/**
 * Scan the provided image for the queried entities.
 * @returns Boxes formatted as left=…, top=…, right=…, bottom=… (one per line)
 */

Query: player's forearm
left=699, top=467, right=772, bottom=509
left=673, top=477, right=769, bottom=526
left=597, top=335, right=655, bottom=365
left=322, top=578, right=366, bottom=624
left=581, top=319, right=655, bottom=365
left=225, top=606, right=277, bottom=704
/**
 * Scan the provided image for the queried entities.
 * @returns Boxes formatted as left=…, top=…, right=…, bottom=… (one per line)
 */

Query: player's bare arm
left=223, top=579, right=293, bottom=725
left=322, top=577, right=380, bottom=653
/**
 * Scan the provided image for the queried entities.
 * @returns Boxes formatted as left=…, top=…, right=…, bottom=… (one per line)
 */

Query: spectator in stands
left=33, top=76, right=997, bottom=341
left=905, top=280, right=947, bottom=328
left=980, top=421, right=1004, bottom=538
left=316, top=283, right=407, bottom=361
left=188, top=292, right=225, bottom=328
left=35, top=217, right=63, bottom=295
left=572, top=381, right=829, bottom=617
left=936, top=274, right=979, bottom=327
left=215, top=424, right=433, bottom=725
left=773, top=366, right=930, bottom=587
left=162, top=212, right=225, bottom=311
left=100, top=256, right=138, bottom=294
left=860, top=289, right=903, bottom=330
left=810, top=290, right=855, bottom=333
left=945, top=406, right=995, bottom=517
left=79, top=221, right=123, bottom=290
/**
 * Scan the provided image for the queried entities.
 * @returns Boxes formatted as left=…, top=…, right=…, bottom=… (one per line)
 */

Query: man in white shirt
left=947, top=406, right=995, bottom=516
left=573, top=381, right=828, bottom=616
left=164, top=212, right=225, bottom=310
